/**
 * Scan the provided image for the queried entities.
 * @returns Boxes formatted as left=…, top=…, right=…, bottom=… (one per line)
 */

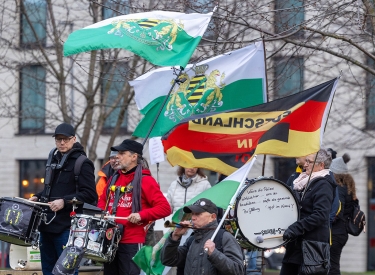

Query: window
left=101, top=63, right=128, bottom=133
left=367, top=157, right=375, bottom=270
left=275, top=0, right=304, bottom=37
left=274, top=56, right=304, bottom=99
left=185, top=0, right=217, bottom=40
left=366, top=56, right=375, bottom=129
left=20, top=65, right=46, bottom=134
left=102, top=0, right=130, bottom=19
left=273, top=157, right=297, bottom=184
left=20, top=0, right=47, bottom=47
left=19, top=160, right=46, bottom=199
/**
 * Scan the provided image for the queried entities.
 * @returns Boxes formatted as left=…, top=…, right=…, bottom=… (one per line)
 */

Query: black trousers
left=104, top=243, right=141, bottom=275
left=280, top=262, right=300, bottom=275
left=329, top=233, right=349, bottom=275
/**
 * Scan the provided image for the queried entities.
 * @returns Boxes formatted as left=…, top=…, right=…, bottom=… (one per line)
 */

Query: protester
left=285, top=157, right=305, bottom=189
left=97, top=139, right=171, bottom=275
left=160, top=198, right=245, bottom=275
left=280, top=149, right=335, bottom=275
left=30, top=123, right=97, bottom=275
left=167, top=166, right=211, bottom=213
left=286, top=153, right=339, bottom=227
left=96, top=150, right=118, bottom=198
left=329, top=153, right=357, bottom=275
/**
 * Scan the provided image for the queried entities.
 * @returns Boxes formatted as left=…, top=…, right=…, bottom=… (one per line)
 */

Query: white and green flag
left=131, top=42, right=267, bottom=138
left=133, top=160, right=254, bottom=275
left=64, top=10, right=212, bottom=67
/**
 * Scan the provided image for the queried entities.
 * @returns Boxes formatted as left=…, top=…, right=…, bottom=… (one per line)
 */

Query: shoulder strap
left=213, top=229, right=226, bottom=252
left=74, top=155, right=87, bottom=194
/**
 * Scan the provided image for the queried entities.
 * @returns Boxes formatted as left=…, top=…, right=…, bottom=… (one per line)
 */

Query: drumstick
left=256, top=234, right=283, bottom=243
left=103, top=216, right=128, bottom=220
left=15, top=197, right=50, bottom=206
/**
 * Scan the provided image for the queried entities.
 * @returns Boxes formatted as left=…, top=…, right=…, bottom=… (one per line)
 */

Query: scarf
left=293, top=169, right=330, bottom=191
left=131, top=163, right=143, bottom=213
left=179, top=174, right=195, bottom=188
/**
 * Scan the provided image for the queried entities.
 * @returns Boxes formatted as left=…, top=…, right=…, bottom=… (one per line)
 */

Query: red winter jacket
left=97, top=168, right=171, bottom=244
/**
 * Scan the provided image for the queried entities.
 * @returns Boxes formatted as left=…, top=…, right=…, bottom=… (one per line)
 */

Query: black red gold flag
left=161, top=78, right=339, bottom=176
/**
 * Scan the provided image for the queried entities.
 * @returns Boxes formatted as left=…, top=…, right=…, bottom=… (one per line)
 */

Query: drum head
left=235, top=178, right=299, bottom=249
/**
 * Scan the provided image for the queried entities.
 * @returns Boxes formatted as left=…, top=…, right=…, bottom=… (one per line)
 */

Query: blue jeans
left=39, top=230, right=78, bottom=275
left=247, top=250, right=261, bottom=275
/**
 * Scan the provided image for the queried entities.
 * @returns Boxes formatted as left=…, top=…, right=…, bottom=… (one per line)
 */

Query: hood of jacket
left=98, top=160, right=115, bottom=178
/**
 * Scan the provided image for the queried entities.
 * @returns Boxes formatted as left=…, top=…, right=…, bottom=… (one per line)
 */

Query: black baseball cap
left=52, top=123, right=75, bottom=137
left=183, top=198, right=218, bottom=214
left=111, top=139, right=143, bottom=155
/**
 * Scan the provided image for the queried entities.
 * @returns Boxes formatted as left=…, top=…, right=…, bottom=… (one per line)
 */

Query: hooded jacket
left=167, top=175, right=211, bottom=213
left=282, top=174, right=335, bottom=265
left=161, top=220, right=244, bottom=275
left=35, top=142, right=97, bottom=234
left=96, top=161, right=115, bottom=198
left=97, top=168, right=171, bottom=244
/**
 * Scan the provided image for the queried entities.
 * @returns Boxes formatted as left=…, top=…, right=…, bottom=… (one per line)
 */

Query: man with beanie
left=160, top=198, right=245, bottom=275
left=30, top=123, right=97, bottom=275
left=97, top=139, right=171, bottom=275
left=96, top=150, right=118, bottom=198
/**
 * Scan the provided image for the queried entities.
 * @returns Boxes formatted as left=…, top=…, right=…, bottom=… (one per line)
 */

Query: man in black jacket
left=30, top=123, right=97, bottom=275
left=160, top=198, right=244, bottom=275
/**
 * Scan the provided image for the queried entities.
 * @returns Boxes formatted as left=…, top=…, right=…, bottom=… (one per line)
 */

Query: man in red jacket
left=97, top=139, right=171, bottom=275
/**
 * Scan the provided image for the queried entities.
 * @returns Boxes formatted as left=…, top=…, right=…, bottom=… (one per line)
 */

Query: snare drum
left=0, top=197, right=43, bottom=246
left=67, top=214, right=121, bottom=263
left=234, top=177, right=299, bottom=249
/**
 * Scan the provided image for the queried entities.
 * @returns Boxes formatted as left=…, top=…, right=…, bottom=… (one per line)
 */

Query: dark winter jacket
left=287, top=169, right=339, bottom=227
left=161, top=220, right=244, bottom=275
left=331, top=185, right=357, bottom=235
left=282, top=174, right=335, bottom=265
left=35, top=142, right=97, bottom=233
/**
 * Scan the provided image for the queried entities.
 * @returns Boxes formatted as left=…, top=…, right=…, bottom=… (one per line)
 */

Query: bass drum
left=234, top=177, right=299, bottom=249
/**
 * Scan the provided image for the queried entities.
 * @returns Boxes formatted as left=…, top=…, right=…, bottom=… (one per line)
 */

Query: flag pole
left=142, top=67, right=185, bottom=146
left=205, top=156, right=257, bottom=251
left=261, top=37, right=269, bottom=176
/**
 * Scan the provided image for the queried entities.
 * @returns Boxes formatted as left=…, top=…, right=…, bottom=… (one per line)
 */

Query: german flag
left=162, top=78, right=339, bottom=175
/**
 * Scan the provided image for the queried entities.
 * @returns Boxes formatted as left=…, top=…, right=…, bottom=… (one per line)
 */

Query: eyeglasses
left=55, top=136, right=74, bottom=143
left=305, top=159, right=322, bottom=165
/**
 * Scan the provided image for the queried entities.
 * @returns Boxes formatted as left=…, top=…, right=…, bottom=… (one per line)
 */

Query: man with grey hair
left=280, top=149, right=336, bottom=275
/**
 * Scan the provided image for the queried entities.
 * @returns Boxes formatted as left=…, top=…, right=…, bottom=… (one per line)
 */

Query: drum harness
left=104, top=173, right=134, bottom=216
left=41, top=147, right=84, bottom=225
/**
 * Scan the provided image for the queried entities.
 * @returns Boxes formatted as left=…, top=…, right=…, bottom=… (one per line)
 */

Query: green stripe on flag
left=133, top=78, right=264, bottom=138
left=64, top=26, right=202, bottom=67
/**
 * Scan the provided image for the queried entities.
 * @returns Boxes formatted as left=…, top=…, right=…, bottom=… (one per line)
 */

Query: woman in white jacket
left=167, top=166, right=211, bottom=213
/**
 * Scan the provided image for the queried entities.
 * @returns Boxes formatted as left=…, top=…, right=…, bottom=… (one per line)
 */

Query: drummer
left=29, top=123, right=97, bottom=275
left=97, top=139, right=171, bottom=275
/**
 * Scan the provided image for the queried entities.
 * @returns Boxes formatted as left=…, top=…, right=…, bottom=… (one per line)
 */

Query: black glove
left=283, top=228, right=297, bottom=241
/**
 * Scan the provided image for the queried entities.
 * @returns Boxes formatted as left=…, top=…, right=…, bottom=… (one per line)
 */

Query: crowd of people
left=25, top=122, right=360, bottom=275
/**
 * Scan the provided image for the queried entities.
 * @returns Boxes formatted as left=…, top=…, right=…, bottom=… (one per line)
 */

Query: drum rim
left=233, top=177, right=300, bottom=250
left=0, top=197, right=43, bottom=211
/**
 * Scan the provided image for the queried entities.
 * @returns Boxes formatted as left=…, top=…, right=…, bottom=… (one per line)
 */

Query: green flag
left=64, top=11, right=212, bottom=67
left=133, top=230, right=172, bottom=275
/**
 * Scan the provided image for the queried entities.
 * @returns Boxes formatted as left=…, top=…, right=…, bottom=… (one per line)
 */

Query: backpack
left=74, top=155, right=97, bottom=205
left=346, top=203, right=366, bottom=236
